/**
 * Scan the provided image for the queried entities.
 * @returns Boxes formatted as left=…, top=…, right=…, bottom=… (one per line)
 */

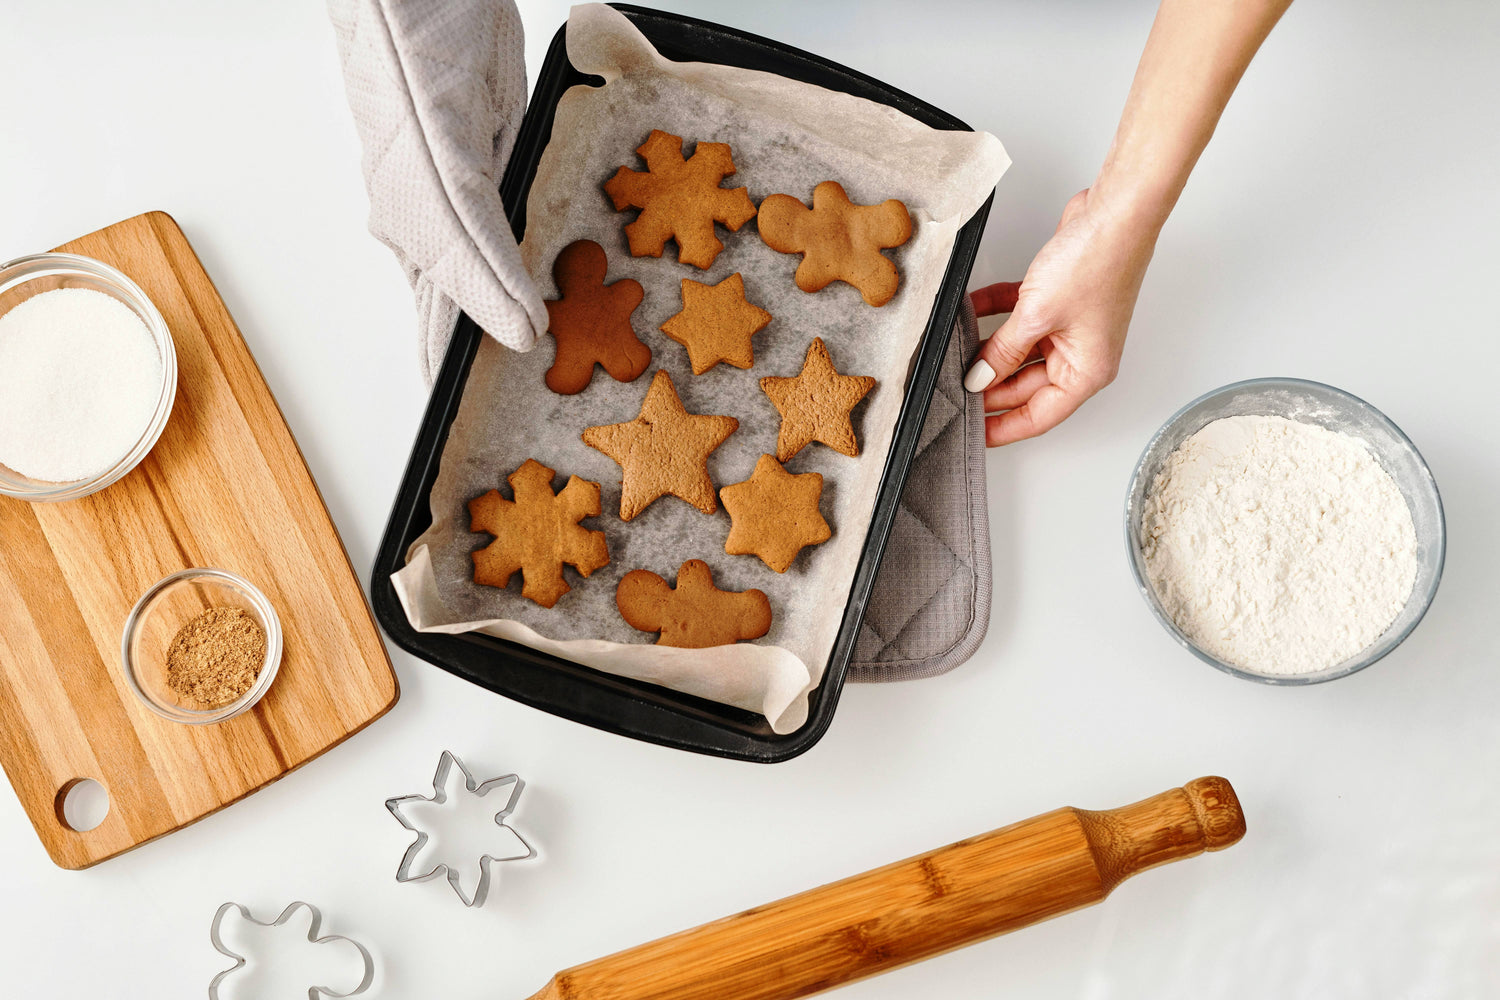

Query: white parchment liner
left=393, top=4, right=1008, bottom=733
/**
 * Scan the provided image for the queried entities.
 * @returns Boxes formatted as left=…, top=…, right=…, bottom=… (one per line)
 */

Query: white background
left=2, top=1, right=1497, bottom=996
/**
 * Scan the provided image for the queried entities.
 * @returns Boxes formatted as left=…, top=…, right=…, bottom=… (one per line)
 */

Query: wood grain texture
left=525, top=777, right=1244, bottom=1000
left=0, top=212, right=398, bottom=869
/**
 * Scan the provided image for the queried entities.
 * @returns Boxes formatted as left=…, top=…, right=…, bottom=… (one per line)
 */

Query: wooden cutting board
left=0, top=212, right=399, bottom=869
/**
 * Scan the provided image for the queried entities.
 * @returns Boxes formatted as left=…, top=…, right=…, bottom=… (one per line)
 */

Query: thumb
left=963, top=310, right=1047, bottom=393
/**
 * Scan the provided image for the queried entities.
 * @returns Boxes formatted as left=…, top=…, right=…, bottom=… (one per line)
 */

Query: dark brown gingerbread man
left=544, top=239, right=651, bottom=395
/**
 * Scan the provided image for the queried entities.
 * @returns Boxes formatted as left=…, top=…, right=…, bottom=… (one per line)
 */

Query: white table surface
left=3, top=1, right=1497, bottom=996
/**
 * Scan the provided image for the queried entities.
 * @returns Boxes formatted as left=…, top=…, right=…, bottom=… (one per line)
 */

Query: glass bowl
left=0, top=252, right=177, bottom=502
left=1124, top=377, right=1445, bottom=685
left=121, top=568, right=283, bottom=724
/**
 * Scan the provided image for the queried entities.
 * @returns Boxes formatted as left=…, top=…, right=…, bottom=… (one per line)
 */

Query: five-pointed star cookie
left=582, top=370, right=739, bottom=520
left=468, top=458, right=610, bottom=608
left=760, top=337, right=877, bottom=462
left=720, top=454, right=832, bottom=573
left=603, top=129, right=759, bottom=269
left=659, top=273, right=773, bottom=374
left=544, top=239, right=651, bottom=394
left=757, top=180, right=913, bottom=307
left=616, top=559, right=773, bottom=648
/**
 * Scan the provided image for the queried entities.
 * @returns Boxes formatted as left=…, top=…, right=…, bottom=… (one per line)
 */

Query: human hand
left=964, top=188, right=1157, bottom=446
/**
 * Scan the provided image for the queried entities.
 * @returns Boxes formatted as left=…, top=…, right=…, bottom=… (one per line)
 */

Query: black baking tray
left=370, top=4, right=993, bottom=763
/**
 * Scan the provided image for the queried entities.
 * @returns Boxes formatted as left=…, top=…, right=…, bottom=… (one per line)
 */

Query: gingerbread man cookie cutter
left=208, top=900, right=374, bottom=1000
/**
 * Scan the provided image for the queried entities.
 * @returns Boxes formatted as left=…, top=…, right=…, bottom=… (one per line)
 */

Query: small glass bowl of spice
left=121, top=568, right=283, bottom=724
left=0, top=252, right=177, bottom=502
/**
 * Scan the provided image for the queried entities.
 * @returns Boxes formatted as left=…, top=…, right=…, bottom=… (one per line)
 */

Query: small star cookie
left=582, top=370, right=739, bottom=520
left=761, top=337, right=877, bottom=462
left=469, top=459, right=610, bottom=608
left=616, top=559, right=773, bottom=648
left=659, top=273, right=773, bottom=375
left=720, top=455, right=832, bottom=573
left=544, top=240, right=651, bottom=394
left=603, top=130, right=759, bottom=269
left=757, top=181, right=912, bottom=307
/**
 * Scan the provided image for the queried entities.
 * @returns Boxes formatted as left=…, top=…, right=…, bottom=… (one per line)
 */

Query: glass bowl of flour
left=0, top=252, right=177, bottom=501
left=1126, top=378, right=1444, bottom=685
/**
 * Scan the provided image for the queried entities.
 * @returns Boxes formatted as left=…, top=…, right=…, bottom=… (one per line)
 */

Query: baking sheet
left=393, top=3, right=1007, bottom=733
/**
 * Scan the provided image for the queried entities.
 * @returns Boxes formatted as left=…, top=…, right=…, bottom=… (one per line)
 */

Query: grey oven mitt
left=328, top=0, right=547, bottom=385
left=330, top=0, right=991, bottom=680
left=850, top=297, right=991, bottom=681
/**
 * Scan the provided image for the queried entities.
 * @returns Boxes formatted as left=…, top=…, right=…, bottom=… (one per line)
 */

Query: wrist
left=1089, top=161, right=1176, bottom=244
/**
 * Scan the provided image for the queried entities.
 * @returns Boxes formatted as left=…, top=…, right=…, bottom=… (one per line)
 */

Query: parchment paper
left=393, top=4, right=1008, bottom=733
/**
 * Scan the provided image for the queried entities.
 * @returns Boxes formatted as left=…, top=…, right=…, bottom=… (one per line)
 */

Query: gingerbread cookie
left=603, top=130, right=758, bottom=269
left=616, top=559, right=773, bottom=648
left=659, top=273, right=772, bottom=375
left=582, top=369, right=739, bottom=520
left=761, top=337, right=877, bottom=462
left=469, top=459, right=610, bottom=608
left=756, top=181, right=912, bottom=307
left=720, top=454, right=832, bottom=573
left=544, top=240, right=651, bottom=394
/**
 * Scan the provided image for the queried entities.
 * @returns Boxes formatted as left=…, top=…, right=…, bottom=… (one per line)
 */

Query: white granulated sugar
left=1141, top=414, right=1418, bottom=675
left=0, top=287, right=162, bottom=482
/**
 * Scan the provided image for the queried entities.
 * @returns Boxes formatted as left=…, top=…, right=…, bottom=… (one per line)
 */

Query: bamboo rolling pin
left=526, top=776, right=1244, bottom=1000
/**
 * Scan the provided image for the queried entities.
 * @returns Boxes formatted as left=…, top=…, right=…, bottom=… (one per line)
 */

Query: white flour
left=0, top=288, right=161, bottom=482
left=1141, top=414, right=1418, bottom=675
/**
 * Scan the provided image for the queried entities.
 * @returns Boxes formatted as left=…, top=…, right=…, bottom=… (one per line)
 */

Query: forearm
left=1093, top=0, right=1293, bottom=237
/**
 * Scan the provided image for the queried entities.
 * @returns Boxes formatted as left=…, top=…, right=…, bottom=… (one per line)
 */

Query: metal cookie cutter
left=209, top=900, right=374, bottom=1000
left=385, top=750, right=536, bottom=907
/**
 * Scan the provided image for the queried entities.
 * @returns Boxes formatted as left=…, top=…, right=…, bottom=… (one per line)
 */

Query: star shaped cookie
left=582, top=370, right=739, bottom=520
left=603, top=129, right=759, bottom=269
left=720, top=455, right=832, bottom=573
left=761, top=337, right=877, bottom=462
left=543, top=239, right=650, bottom=395
left=616, top=559, right=773, bottom=648
left=469, top=459, right=610, bottom=608
left=757, top=180, right=912, bottom=307
left=659, top=273, right=773, bottom=374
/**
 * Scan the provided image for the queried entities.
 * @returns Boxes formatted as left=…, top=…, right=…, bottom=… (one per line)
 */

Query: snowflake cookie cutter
left=208, top=901, right=374, bottom=1000
left=385, top=750, right=536, bottom=907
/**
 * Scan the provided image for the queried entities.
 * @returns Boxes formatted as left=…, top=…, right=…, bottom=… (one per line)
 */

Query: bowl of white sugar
left=0, top=252, right=176, bottom=501
left=1125, top=378, right=1444, bottom=685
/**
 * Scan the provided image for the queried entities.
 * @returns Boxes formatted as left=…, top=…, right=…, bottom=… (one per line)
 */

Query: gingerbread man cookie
left=544, top=239, right=651, bottom=394
left=756, top=181, right=912, bottom=307
left=582, top=370, right=739, bottom=520
left=603, top=130, right=759, bottom=269
left=720, top=454, right=832, bottom=573
left=616, top=559, right=772, bottom=648
left=469, top=459, right=610, bottom=608
left=659, top=273, right=773, bottom=375
left=761, top=337, right=877, bottom=461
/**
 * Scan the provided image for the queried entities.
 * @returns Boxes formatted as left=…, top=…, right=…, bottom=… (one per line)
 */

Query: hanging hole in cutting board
left=56, top=778, right=109, bottom=832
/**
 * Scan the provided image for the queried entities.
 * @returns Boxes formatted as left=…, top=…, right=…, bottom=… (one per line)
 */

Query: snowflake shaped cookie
left=603, top=129, right=758, bottom=269
left=385, top=751, right=535, bottom=908
left=469, top=458, right=611, bottom=608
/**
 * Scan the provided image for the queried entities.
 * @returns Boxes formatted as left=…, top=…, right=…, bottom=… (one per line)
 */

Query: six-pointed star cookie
left=469, top=459, right=610, bottom=608
left=660, top=273, right=773, bottom=374
left=603, top=129, right=759, bottom=269
left=583, top=370, right=739, bottom=520
left=720, top=454, right=832, bottom=573
left=616, top=559, right=773, bottom=648
left=544, top=239, right=651, bottom=394
left=757, top=180, right=913, bottom=307
left=761, top=337, right=877, bottom=462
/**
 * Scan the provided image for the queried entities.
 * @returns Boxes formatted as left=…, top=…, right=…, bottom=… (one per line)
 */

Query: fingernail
left=963, top=358, right=995, bottom=393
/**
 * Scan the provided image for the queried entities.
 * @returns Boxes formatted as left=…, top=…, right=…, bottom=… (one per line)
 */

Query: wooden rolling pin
left=526, top=776, right=1244, bottom=1000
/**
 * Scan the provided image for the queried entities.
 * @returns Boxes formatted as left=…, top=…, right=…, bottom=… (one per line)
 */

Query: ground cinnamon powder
left=165, top=607, right=266, bottom=709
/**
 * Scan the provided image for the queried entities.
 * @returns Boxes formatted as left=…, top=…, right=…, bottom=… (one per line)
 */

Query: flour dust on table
left=1141, top=414, right=1418, bottom=675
